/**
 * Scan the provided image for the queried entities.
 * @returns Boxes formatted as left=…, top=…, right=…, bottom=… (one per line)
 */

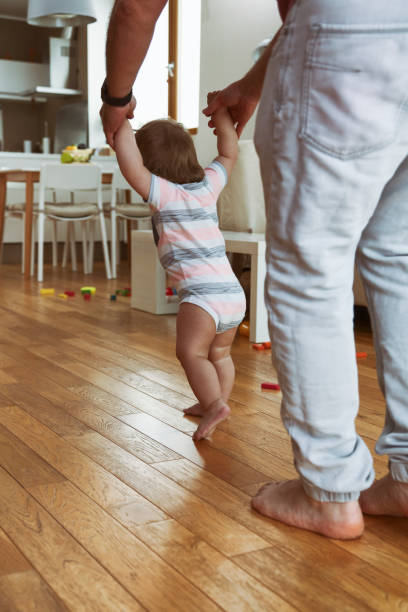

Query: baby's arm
left=208, top=91, right=238, bottom=178
left=114, top=120, right=151, bottom=201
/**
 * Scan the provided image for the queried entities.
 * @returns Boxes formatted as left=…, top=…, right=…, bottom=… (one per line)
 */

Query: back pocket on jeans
left=299, top=23, right=408, bottom=160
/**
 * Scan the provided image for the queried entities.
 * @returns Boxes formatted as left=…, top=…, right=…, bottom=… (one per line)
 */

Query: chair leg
left=126, top=219, right=132, bottom=266
left=99, top=211, right=112, bottom=279
left=30, top=218, right=36, bottom=277
left=111, top=209, right=117, bottom=279
left=62, top=223, right=69, bottom=268
left=70, top=222, right=77, bottom=271
left=37, top=212, right=45, bottom=283
left=88, top=219, right=95, bottom=274
left=81, top=222, right=88, bottom=274
left=21, top=213, right=25, bottom=274
left=118, top=220, right=123, bottom=263
left=51, top=219, right=58, bottom=267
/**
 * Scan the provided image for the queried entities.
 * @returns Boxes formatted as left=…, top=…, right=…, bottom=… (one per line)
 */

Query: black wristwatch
left=101, top=78, right=133, bottom=107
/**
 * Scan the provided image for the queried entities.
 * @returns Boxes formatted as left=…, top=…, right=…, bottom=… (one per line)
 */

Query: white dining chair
left=1, top=182, right=57, bottom=274
left=35, top=163, right=112, bottom=282
left=109, top=168, right=151, bottom=278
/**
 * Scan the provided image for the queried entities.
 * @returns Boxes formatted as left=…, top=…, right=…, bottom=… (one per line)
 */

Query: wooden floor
left=0, top=262, right=407, bottom=611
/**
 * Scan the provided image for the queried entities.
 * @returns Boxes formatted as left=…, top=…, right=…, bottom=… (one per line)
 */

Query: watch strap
left=101, top=78, right=133, bottom=107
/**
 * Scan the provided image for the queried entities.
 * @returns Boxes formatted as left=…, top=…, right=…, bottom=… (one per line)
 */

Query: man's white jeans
left=254, top=0, right=408, bottom=501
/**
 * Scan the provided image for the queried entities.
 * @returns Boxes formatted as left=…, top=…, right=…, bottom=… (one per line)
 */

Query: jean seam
left=300, top=25, right=320, bottom=143
left=314, top=23, right=408, bottom=34
left=275, top=0, right=301, bottom=113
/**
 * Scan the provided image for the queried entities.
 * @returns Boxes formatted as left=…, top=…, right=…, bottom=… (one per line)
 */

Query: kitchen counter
left=0, top=151, right=118, bottom=170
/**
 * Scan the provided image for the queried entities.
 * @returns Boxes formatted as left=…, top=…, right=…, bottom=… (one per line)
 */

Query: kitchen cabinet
left=0, top=59, right=49, bottom=102
left=0, top=16, right=86, bottom=152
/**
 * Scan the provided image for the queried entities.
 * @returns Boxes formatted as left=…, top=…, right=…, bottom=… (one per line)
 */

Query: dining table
left=0, top=168, right=120, bottom=278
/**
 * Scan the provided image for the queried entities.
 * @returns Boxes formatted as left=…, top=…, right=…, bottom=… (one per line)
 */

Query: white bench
left=131, top=229, right=269, bottom=343
left=222, top=231, right=269, bottom=343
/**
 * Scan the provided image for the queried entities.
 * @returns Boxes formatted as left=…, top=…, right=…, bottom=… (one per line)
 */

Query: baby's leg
left=209, top=327, right=237, bottom=402
left=176, top=303, right=230, bottom=440
left=184, top=326, right=237, bottom=414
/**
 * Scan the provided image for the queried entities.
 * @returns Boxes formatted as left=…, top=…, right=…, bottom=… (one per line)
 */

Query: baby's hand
left=207, top=91, right=232, bottom=124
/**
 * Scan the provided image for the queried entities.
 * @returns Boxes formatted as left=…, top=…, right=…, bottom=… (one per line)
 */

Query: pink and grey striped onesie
left=148, top=160, right=246, bottom=333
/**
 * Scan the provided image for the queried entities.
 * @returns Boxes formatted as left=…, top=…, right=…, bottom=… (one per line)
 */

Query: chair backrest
left=38, top=163, right=102, bottom=209
left=110, top=167, right=141, bottom=208
left=217, top=139, right=266, bottom=233
left=112, top=167, right=133, bottom=191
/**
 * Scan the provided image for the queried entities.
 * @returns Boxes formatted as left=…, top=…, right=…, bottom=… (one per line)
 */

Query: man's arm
left=203, top=28, right=281, bottom=138
left=101, top=0, right=168, bottom=147
left=106, top=0, right=167, bottom=97
left=114, top=120, right=151, bottom=201
left=208, top=92, right=238, bottom=178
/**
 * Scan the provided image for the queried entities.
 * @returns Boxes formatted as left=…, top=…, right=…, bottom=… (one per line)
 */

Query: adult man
left=101, top=0, right=408, bottom=539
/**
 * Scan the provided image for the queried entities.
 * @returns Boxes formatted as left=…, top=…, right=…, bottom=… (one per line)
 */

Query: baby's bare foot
left=252, top=479, right=364, bottom=540
left=193, top=400, right=230, bottom=441
left=360, top=474, right=408, bottom=516
left=183, top=403, right=204, bottom=416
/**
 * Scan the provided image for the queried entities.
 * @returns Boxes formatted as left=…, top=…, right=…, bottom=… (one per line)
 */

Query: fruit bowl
left=61, top=145, right=95, bottom=163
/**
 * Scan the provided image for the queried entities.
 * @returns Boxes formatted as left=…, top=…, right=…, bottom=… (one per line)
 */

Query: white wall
left=195, top=0, right=281, bottom=166
left=87, top=0, right=115, bottom=148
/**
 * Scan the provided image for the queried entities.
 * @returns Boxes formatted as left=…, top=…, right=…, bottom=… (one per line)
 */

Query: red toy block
left=261, top=382, right=280, bottom=390
left=356, top=352, right=367, bottom=359
left=64, top=290, right=75, bottom=297
left=262, top=341, right=271, bottom=349
left=83, top=293, right=91, bottom=301
left=252, top=343, right=265, bottom=351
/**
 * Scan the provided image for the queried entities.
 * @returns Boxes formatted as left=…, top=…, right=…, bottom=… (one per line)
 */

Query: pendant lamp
left=27, top=0, right=97, bottom=27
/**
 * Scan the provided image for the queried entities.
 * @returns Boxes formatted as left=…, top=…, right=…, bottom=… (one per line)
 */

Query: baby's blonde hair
left=136, top=118, right=204, bottom=184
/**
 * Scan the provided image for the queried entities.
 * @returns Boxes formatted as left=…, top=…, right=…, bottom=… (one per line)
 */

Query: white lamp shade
left=27, top=0, right=97, bottom=27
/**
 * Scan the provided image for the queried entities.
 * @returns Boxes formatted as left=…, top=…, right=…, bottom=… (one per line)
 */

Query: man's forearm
left=242, top=27, right=282, bottom=101
left=217, top=131, right=238, bottom=162
left=213, top=113, right=238, bottom=160
left=106, top=0, right=168, bottom=98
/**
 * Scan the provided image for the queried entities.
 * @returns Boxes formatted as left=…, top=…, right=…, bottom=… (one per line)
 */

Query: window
left=131, top=4, right=169, bottom=128
left=173, top=0, right=201, bottom=131
left=131, top=0, right=201, bottom=132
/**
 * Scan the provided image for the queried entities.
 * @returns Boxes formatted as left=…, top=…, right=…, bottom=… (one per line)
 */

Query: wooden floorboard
left=0, top=262, right=407, bottom=611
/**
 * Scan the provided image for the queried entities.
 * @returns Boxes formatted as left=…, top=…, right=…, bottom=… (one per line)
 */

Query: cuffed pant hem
left=389, top=460, right=408, bottom=483
left=302, top=479, right=360, bottom=502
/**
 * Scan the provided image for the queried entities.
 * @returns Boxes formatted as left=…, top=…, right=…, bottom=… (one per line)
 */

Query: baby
left=114, top=94, right=246, bottom=440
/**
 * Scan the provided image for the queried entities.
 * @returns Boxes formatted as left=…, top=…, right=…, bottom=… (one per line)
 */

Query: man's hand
left=203, top=80, right=259, bottom=138
left=206, top=90, right=235, bottom=135
left=100, top=96, right=136, bottom=149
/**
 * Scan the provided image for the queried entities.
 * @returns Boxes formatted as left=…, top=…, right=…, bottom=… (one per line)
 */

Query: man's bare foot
left=360, top=474, right=408, bottom=516
left=183, top=403, right=204, bottom=417
left=251, top=479, right=364, bottom=540
left=192, top=399, right=230, bottom=441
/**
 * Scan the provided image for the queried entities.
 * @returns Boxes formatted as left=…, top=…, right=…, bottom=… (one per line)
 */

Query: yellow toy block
left=58, top=293, right=68, bottom=299
left=81, top=286, right=96, bottom=295
left=40, top=288, right=55, bottom=296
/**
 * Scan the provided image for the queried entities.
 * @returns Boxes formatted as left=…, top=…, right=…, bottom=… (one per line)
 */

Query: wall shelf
left=0, top=92, right=47, bottom=103
left=21, top=86, right=83, bottom=98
